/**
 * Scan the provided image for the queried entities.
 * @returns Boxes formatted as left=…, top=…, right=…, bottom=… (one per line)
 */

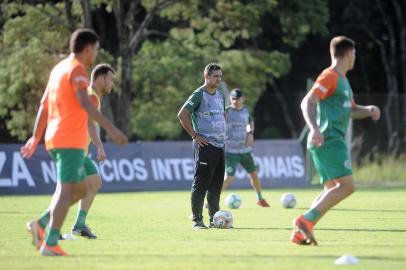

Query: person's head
left=204, top=63, right=222, bottom=89
left=90, top=63, right=115, bottom=95
left=70, top=28, right=99, bottom=66
left=330, top=36, right=356, bottom=70
left=229, top=88, right=245, bottom=108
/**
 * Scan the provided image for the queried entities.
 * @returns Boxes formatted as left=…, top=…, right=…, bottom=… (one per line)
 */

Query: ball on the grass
left=280, top=193, right=297, bottom=208
left=225, top=193, right=242, bottom=209
left=213, top=210, right=233, bottom=229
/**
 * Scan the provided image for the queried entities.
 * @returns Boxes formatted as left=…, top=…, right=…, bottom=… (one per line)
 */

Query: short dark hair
left=330, top=36, right=355, bottom=58
left=70, top=28, right=99, bottom=53
left=91, top=63, right=115, bottom=82
left=204, top=63, right=221, bottom=76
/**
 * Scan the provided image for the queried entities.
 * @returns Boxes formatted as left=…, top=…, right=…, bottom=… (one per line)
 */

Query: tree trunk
left=80, top=0, right=93, bottom=28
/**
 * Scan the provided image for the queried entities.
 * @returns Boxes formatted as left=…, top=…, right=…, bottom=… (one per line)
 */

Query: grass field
left=1, top=187, right=406, bottom=270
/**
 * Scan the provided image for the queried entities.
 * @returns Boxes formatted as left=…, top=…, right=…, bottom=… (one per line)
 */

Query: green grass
left=353, top=156, right=406, bottom=183
left=1, top=188, right=406, bottom=270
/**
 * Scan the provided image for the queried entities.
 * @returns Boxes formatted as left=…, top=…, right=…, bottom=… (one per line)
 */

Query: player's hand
left=20, top=137, right=39, bottom=159
left=193, top=134, right=209, bottom=147
left=108, top=127, right=128, bottom=146
left=97, top=146, right=106, bottom=164
left=368, top=105, right=381, bottom=121
left=309, top=128, right=324, bottom=147
left=245, top=133, right=254, bottom=147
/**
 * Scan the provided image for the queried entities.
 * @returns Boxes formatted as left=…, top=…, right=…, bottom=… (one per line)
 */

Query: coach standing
left=177, top=63, right=226, bottom=229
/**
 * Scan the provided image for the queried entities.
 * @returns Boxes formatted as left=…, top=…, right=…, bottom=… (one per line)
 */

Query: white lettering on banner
left=41, top=161, right=56, bottom=184
left=151, top=159, right=159, bottom=180
left=155, top=159, right=172, bottom=181
left=0, top=152, right=12, bottom=187
left=12, top=152, right=35, bottom=187
left=245, top=155, right=304, bottom=180
left=133, top=159, right=148, bottom=181
left=100, top=160, right=115, bottom=182
left=171, top=159, right=182, bottom=181
left=181, top=159, right=194, bottom=180
left=112, top=160, right=120, bottom=181
left=119, top=159, right=134, bottom=182
left=291, top=155, right=305, bottom=177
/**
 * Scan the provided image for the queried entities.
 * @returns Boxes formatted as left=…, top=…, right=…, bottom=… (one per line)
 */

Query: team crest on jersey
left=344, top=160, right=352, bottom=170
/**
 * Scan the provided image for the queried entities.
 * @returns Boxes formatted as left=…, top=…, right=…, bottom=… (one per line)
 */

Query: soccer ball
left=280, top=193, right=297, bottom=208
left=225, top=193, right=242, bottom=209
left=213, top=210, right=233, bottom=229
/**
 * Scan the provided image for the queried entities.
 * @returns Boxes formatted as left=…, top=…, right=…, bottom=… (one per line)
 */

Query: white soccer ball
left=225, top=193, right=242, bottom=209
left=280, top=193, right=297, bottom=208
left=213, top=210, right=233, bottom=229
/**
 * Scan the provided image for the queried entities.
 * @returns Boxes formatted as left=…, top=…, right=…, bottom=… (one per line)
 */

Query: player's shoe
left=292, top=215, right=317, bottom=245
left=26, top=220, right=45, bottom=250
left=192, top=220, right=208, bottom=229
left=290, top=229, right=310, bottom=245
left=40, top=243, right=68, bottom=256
left=256, top=199, right=270, bottom=207
left=72, top=225, right=97, bottom=239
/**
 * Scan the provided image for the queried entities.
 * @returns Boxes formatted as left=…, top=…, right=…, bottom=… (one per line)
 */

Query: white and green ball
left=213, top=210, right=233, bottom=229
left=280, top=193, right=297, bottom=208
left=225, top=193, right=242, bottom=209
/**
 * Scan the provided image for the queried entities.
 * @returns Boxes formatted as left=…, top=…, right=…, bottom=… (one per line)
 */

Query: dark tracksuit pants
left=191, top=142, right=225, bottom=222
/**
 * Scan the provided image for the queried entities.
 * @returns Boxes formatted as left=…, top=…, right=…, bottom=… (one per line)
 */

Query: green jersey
left=225, top=106, right=252, bottom=154
left=308, top=67, right=354, bottom=147
left=181, top=87, right=226, bottom=148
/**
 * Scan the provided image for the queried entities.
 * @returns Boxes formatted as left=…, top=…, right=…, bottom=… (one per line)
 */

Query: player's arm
left=76, top=89, right=128, bottom=145
left=88, top=119, right=106, bottom=163
left=245, top=116, right=254, bottom=147
left=301, top=90, right=323, bottom=147
left=21, top=88, right=49, bottom=158
left=177, top=108, right=208, bottom=146
left=177, top=91, right=208, bottom=147
left=351, top=103, right=381, bottom=121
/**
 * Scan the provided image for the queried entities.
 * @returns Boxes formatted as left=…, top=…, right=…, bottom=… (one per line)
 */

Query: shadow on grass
left=294, top=207, right=406, bottom=213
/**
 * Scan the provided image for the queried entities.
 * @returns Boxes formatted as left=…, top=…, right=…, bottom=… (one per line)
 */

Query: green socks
left=74, top=210, right=88, bottom=229
left=256, top=192, right=263, bottom=200
left=45, top=228, right=60, bottom=246
left=38, top=210, right=50, bottom=229
left=303, top=208, right=321, bottom=222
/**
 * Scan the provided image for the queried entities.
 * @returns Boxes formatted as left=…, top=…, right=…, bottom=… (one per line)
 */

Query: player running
left=291, top=36, right=381, bottom=245
left=21, top=29, right=127, bottom=256
left=222, top=88, right=269, bottom=207
left=69, top=63, right=116, bottom=239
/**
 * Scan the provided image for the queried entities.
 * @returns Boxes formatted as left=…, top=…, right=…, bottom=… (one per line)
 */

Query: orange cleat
left=40, top=244, right=69, bottom=256
left=292, top=215, right=317, bottom=245
left=26, top=220, right=45, bottom=250
left=256, top=199, right=270, bottom=207
left=290, top=229, right=310, bottom=245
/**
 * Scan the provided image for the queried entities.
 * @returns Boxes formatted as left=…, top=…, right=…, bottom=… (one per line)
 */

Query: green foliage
left=354, top=154, right=406, bottom=183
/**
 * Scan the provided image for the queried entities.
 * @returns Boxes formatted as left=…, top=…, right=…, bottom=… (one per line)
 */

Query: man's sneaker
left=192, top=220, right=208, bottom=229
left=256, top=199, right=270, bottom=207
left=290, top=229, right=310, bottom=245
left=72, top=225, right=97, bottom=239
left=208, top=222, right=215, bottom=228
left=40, top=243, right=68, bottom=256
left=59, top=234, right=65, bottom=240
left=293, top=215, right=317, bottom=245
left=26, top=220, right=45, bottom=250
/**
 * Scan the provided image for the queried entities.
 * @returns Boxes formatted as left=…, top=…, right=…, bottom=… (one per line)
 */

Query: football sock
left=256, top=192, right=263, bottom=200
left=38, top=210, right=50, bottom=229
left=74, top=210, right=88, bottom=229
left=303, top=208, right=321, bottom=222
left=45, top=228, right=60, bottom=247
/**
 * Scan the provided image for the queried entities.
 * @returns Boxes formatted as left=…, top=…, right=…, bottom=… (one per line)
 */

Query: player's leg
left=39, top=149, right=87, bottom=256
left=222, top=153, right=238, bottom=190
left=191, top=143, right=214, bottom=229
left=72, top=156, right=101, bottom=239
left=207, top=147, right=225, bottom=226
left=241, top=152, right=269, bottom=207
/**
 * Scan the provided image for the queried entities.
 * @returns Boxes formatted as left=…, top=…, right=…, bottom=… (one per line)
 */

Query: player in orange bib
left=69, top=64, right=116, bottom=239
left=21, top=29, right=128, bottom=256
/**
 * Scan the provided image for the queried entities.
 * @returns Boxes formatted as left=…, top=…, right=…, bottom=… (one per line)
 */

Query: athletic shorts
left=84, top=155, right=99, bottom=176
left=49, top=148, right=86, bottom=183
left=310, top=137, right=352, bottom=184
left=225, top=152, right=257, bottom=176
